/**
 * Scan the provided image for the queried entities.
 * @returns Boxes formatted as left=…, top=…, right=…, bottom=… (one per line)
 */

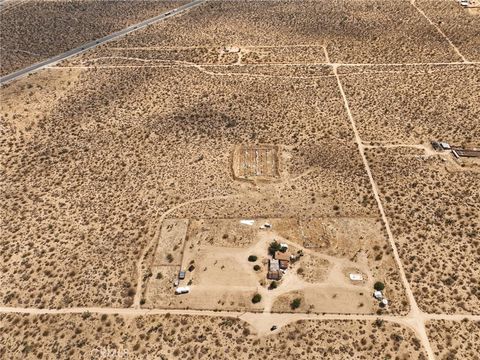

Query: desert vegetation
left=426, top=319, right=480, bottom=359
left=0, top=60, right=375, bottom=308
left=367, top=147, right=480, bottom=313
left=340, top=64, right=480, bottom=145
left=1, top=0, right=478, bottom=356
left=0, top=313, right=428, bottom=359
left=0, top=0, right=186, bottom=75
left=416, top=0, right=480, bottom=61
left=89, top=0, right=459, bottom=64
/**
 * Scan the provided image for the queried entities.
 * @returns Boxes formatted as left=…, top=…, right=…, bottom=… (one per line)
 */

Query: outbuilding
left=267, top=271, right=282, bottom=280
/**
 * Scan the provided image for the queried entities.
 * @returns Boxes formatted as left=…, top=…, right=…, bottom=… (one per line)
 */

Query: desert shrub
left=248, top=255, right=257, bottom=262
left=269, top=281, right=278, bottom=289
left=374, top=281, right=385, bottom=291
left=166, top=253, right=174, bottom=263
left=251, top=294, right=262, bottom=304
left=291, top=298, right=301, bottom=309
left=253, top=265, right=261, bottom=271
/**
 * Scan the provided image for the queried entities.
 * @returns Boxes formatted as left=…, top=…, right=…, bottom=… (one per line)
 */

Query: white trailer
left=175, top=286, right=190, bottom=295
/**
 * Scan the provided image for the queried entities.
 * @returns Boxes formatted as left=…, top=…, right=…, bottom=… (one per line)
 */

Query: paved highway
left=0, top=0, right=205, bottom=85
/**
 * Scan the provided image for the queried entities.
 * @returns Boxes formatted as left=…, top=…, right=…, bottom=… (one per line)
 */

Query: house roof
left=275, top=251, right=290, bottom=261
left=269, top=259, right=280, bottom=271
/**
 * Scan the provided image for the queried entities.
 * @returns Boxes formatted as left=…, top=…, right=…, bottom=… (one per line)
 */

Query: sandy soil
left=367, top=147, right=480, bottom=314
left=1, top=0, right=478, bottom=357
left=0, top=0, right=187, bottom=75
left=426, top=319, right=480, bottom=359
left=0, top=313, right=428, bottom=359
left=143, top=218, right=405, bottom=315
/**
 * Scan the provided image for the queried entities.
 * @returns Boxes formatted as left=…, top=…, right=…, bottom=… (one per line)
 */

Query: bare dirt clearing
left=1, top=0, right=479, bottom=358
left=144, top=217, right=407, bottom=315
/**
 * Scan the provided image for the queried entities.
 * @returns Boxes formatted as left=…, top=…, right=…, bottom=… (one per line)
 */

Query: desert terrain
left=426, top=319, right=480, bottom=359
left=0, top=313, right=429, bottom=359
left=1, top=0, right=479, bottom=358
left=0, top=0, right=187, bottom=75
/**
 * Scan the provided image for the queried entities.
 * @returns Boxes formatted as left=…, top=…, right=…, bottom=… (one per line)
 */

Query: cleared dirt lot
left=0, top=0, right=186, bottom=75
left=367, top=147, right=480, bottom=314
left=0, top=313, right=428, bottom=359
left=144, top=217, right=407, bottom=314
left=426, top=319, right=480, bottom=359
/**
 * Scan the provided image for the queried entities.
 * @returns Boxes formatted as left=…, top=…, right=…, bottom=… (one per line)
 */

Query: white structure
left=381, top=299, right=389, bottom=306
left=240, top=219, right=255, bottom=226
left=175, top=287, right=190, bottom=295
left=269, top=259, right=280, bottom=272
left=374, top=290, right=383, bottom=300
left=440, top=142, right=451, bottom=150
left=349, top=274, right=363, bottom=281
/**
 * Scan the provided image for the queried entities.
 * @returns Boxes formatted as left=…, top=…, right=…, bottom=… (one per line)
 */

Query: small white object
left=381, top=299, right=389, bottom=306
left=174, top=280, right=179, bottom=287
left=280, top=243, right=288, bottom=250
left=374, top=290, right=383, bottom=300
left=175, top=286, right=190, bottom=295
left=349, top=274, right=363, bottom=281
left=240, top=220, right=255, bottom=226
left=440, top=142, right=451, bottom=150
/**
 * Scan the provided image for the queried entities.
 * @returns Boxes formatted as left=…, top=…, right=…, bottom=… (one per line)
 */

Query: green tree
left=268, top=241, right=282, bottom=255
left=374, top=281, right=385, bottom=291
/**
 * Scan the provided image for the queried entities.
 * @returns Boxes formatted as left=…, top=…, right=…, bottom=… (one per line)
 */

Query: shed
left=267, top=270, right=282, bottom=280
